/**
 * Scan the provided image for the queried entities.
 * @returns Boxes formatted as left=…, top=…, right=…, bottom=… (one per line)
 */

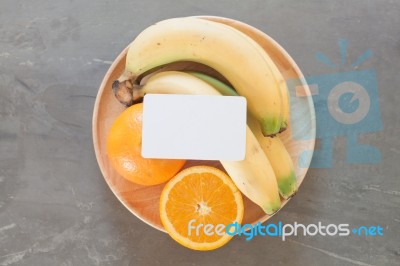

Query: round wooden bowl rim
left=92, top=16, right=316, bottom=232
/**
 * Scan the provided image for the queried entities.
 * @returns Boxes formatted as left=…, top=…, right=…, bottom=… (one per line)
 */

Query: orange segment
left=107, top=103, right=186, bottom=186
left=160, top=166, right=244, bottom=250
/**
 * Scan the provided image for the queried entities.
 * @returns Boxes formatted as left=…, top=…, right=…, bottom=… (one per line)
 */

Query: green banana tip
left=279, top=121, right=288, bottom=133
left=278, top=172, right=298, bottom=199
left=262, top=201, right=282, bottom=215
left=280, top=187, right=298, bottom=200
left=260, top=116, right=283, bottom=137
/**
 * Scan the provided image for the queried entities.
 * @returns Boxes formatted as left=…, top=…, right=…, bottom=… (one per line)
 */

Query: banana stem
left=112, top=71, right=143, bottom=106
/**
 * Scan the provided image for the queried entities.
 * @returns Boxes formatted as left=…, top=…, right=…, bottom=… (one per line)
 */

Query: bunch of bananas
left=112, top=17, right=297, bottom=215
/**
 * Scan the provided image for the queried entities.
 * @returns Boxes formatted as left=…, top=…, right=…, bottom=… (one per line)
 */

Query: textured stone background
left=0, top=0, right=399, bottom=265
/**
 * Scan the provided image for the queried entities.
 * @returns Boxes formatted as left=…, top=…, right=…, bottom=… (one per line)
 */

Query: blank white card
left=142, top=94, right=246, bottom=161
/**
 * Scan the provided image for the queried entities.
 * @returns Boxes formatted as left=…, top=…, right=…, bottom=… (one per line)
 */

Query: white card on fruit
left=142, top=94, right=246, bottom=161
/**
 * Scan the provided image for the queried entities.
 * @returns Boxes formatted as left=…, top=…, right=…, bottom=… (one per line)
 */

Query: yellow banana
left=114, top=17, right=284, bottom=136
left=135, top=71, right=281, bottom=214
left=200, top=16, right=291, bottom=131
left=248, top=116, right=297, bottom=198
left=188, top=71, right=297, bottom=198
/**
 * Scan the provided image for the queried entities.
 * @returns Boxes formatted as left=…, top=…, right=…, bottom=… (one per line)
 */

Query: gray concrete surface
left=0, top=0, right=399, bottom=265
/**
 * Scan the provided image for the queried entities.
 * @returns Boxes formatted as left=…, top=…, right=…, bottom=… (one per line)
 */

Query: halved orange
left=160, top=166, right=244, bottom=250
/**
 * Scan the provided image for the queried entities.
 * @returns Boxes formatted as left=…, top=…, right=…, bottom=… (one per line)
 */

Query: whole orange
left=106, top=103, right=186, bottom=186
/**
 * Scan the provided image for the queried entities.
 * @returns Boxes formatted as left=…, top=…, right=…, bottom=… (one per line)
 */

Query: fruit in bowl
left=93, top=16, right=315, bottom=251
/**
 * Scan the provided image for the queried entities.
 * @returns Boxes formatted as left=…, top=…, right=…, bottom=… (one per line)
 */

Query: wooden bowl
left=92, top=17, right=315, bottom=232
